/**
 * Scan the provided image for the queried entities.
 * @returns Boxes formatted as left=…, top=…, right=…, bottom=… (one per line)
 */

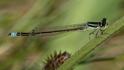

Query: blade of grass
left=58, top=16, right=124, bottom=70
left=79, top=54, right=124, bottom=65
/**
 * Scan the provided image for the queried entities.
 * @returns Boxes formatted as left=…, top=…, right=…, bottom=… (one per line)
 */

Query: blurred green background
left=0, top=0, right=124, bottom=70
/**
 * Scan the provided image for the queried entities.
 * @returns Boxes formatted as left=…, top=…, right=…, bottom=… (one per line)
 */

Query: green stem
left=58, top=16, right=124, bottom=70
left=79, top=57, right=115, bottom=64
left=79, top=54, right=124, bottom=65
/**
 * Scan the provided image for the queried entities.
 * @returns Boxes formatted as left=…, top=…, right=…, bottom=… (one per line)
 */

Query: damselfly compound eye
left=43, top=51, right=71, bottom=70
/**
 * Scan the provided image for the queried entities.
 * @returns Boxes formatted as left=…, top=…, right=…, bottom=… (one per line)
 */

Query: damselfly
left=8, top=18, right=107, bottom=37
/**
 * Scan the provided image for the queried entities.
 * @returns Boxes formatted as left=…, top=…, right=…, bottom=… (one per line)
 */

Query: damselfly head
left=101, top=18, right=107, bottom=27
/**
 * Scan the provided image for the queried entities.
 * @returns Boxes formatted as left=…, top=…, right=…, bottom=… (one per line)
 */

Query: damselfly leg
left=89, top=18, right=107, bottom=39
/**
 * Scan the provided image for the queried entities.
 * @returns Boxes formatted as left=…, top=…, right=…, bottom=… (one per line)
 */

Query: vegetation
left=0, top=0, right=124, bottom=70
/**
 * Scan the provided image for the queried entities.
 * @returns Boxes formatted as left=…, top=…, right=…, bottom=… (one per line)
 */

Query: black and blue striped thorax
left=86, top=18, right=107, bottom=28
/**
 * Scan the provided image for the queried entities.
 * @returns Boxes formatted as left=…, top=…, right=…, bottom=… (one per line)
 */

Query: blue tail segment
left=8, top=32, right=17, bottom=37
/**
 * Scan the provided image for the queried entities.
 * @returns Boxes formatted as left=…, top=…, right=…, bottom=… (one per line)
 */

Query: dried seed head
left=44, top=51, right=71, bottom=70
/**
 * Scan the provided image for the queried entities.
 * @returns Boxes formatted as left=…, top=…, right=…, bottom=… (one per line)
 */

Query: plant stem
left=58, top=16, right=124, bottom=70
